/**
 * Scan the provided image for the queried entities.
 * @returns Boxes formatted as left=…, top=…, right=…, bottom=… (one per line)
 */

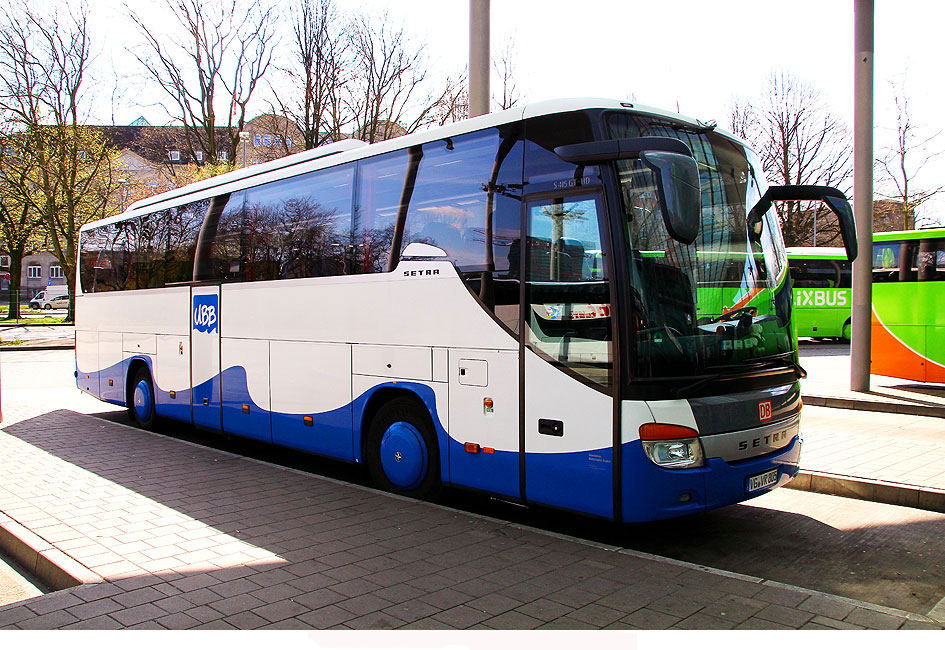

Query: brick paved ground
left=0, top=406, right=940, bottom=630
left=800, top=407, right=945, bottom=491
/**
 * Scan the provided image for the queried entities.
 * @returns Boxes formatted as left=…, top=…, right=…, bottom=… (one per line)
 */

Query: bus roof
left=83, top=98, right=740, bottom=233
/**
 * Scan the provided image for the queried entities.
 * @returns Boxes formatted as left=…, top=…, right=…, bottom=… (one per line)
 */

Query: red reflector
left=639, top=423, right=699, bottom=440
left=483, top=447, right=495, bottom=454
left=464, top=442, right=480, bottom=454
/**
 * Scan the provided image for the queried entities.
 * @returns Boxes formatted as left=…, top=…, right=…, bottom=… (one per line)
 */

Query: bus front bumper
left=621, top=434, right=802, bottom=523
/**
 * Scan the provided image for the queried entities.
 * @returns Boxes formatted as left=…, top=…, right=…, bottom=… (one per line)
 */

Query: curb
left=0, top=512, right=101, bottom=591
left=803, top=394, right=945, bottom=419
left=787, top=469, right=945, bottom=513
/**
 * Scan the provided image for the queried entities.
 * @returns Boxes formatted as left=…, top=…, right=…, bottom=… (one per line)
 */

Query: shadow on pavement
left=3, top=408, right=945, bottom=620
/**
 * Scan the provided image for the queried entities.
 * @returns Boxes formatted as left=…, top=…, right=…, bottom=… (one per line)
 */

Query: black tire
left=43, top=303, right=51, bottom=310
left=128, top=366, right=157, bottom=430
left=365, top=397, right=441, bottom=500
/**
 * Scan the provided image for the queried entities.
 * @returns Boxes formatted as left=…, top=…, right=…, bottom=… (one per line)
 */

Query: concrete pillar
left=469, top=0, right=490, bottom=117
left=851, top=0, right=874, bottom=392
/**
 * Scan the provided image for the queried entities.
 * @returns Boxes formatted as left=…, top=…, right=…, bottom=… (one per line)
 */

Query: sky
left=65, top=0, right=945, bottom=221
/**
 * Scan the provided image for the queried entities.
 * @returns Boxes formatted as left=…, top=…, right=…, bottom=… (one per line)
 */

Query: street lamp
left=117, top=178, right=128, bottom=212
left=239, top=132, right=250, bottom=168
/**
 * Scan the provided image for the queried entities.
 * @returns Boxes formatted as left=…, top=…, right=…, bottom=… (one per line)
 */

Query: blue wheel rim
left=379, top=422, right=428, bottom=491
left=133, top=379, right=152, bottom=422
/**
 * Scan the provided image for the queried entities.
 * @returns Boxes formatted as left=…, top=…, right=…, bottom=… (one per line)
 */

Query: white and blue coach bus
left=76, top=99, right=856, bottom=522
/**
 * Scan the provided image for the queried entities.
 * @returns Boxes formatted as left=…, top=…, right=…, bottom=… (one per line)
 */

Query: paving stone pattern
left=0, top=410, right=939, bottom=630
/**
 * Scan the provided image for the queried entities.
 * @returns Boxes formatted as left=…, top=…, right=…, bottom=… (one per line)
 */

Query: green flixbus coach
left=786, top=228, right=945, bottom=383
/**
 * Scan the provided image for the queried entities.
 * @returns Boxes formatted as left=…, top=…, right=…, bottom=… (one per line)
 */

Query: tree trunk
left=3, top=244, right=26, bottom=321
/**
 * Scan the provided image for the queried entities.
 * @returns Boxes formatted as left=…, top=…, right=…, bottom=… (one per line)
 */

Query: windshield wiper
left=671, top=373, right=723, bottom=398
left=706, top=352, right=806, bottom=379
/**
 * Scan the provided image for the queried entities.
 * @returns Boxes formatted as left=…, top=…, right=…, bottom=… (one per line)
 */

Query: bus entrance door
left=522, top=194, right=616, bottom=519
left=191, top=285, right=222, bottom=430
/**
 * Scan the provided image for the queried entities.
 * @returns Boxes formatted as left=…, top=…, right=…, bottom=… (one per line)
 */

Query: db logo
left=758, top=400, right=773, bottom=422
left=192, top=294, right=218, bottom=333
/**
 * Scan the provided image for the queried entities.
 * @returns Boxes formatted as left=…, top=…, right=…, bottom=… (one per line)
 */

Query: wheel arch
left=125, top=357, right=152, bottom=408
left=354, top=382, right=449, bottom=483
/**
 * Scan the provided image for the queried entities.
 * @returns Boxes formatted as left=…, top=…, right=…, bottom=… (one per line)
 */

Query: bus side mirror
left=747, top=185, right=858, bottom=262
left=823, top=195, right=858, bottom=263
left=640, top=151, right=701, bottom=245
left=554, top=137, right=702, bottom=246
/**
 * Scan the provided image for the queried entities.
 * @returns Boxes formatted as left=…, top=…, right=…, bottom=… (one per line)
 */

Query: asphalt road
left=3, top=348, right=944, bottom=618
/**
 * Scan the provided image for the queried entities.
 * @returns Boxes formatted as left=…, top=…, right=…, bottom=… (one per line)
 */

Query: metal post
left=851, top=0, right=874, bottom=392
left=469, top=0, right=490, bottom=117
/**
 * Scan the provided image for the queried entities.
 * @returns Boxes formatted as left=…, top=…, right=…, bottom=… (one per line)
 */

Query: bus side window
left=525, top=195, right=613, bottom=388
left=918, top=238, right=945, bottom=282
left=355, top=151, right=407, bottom=274
left=165, top=200, right=208, bottom=284
left=399, top=126, right=523, bottom=331
left=241, top=165, right=355, bottom=281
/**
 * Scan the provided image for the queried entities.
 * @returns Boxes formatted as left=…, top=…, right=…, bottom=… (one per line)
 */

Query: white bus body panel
left=270, top=341, right=353, bottom=459
left=218, top=262, right=513, bottom=351
left=523, top=348, right=613, bottom=517
left=448, top=348, right=519, bottom=498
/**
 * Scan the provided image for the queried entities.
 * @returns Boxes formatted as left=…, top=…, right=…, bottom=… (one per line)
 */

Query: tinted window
left=525, top=194, right=613, bottom=387
left=135, top=210, right=171, bottom=289
left=875, top=238, right=945, bottom=282
left=80, top=219, right=147, bottom=292
left=241, top=165, right=354, bottom=281
left=355, top=152, right=405, bottom=273
left=399, top=126, right=524, bottom=331
left=789, top=258, right=851, bottom=289
left=524, top=112, right=600, bottom=195
left=165, top=199, right=208, bottom=284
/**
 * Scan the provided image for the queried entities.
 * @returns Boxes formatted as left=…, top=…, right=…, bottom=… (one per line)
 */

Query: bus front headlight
left=639, top=423, right=704, bottom=469
left=641, top=439, right=704, bottom=469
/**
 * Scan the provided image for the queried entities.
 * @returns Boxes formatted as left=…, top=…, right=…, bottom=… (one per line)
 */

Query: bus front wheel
left=366, top=397, right=441, bottom=500
left=841, top=320, right=852, bottom=341
left=129, top=367, right=157, bottom=431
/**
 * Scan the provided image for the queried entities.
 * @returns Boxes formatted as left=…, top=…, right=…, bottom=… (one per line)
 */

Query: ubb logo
left=192, top=294, right=218, bottom=333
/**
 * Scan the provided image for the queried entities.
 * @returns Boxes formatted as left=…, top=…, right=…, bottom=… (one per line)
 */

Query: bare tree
left=493, top=38, right=521, bottom=111
left=272, top=0, right=349, bottom=149
left=0, top=1, right=120, bottom=321
left=876, top=81, right=944, bottom=230
left=129, top=0, right=277, bottom=163
left=730, top=71, right=852, bottom=246
left=347, top=11, right=464, bottom=143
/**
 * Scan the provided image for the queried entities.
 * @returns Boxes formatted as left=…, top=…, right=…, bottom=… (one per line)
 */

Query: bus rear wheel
left=129, top=367, right=157, bottom=431
left=366, top=397, right=441, bottom=500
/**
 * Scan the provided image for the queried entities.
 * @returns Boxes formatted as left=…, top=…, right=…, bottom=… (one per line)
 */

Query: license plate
left=747, top=468, right=779, bottom=493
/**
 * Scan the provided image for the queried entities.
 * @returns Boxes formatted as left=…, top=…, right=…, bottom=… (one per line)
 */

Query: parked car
left=30, top=290, right=69, bottom=310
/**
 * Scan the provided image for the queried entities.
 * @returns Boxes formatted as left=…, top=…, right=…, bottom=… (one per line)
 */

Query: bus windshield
left=607, top=113, right=792, bottom=383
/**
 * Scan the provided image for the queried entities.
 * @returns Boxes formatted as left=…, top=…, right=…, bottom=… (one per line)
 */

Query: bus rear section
left=870, top=230, right=945, bottom=382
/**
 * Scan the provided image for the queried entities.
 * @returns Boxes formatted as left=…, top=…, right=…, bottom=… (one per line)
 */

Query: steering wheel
left=707, top=305, right=757, bottom=324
